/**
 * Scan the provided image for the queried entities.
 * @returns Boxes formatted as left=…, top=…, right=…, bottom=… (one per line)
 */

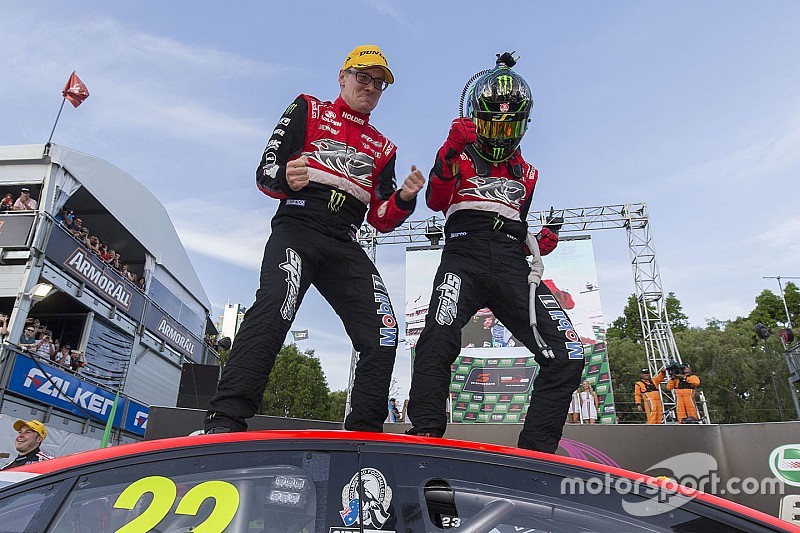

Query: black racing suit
left=0, top=447, right=53, bottom=470
left=407, top=144, right=585, bottom=453
left=206, top=95, right=415, bottom=433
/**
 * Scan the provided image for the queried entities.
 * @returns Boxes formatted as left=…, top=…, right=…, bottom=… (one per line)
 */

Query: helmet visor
left=474, top=116, right=528, bottom=140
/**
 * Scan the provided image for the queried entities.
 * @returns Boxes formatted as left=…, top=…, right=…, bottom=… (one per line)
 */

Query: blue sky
left=3, top=2, right=799, bottom=400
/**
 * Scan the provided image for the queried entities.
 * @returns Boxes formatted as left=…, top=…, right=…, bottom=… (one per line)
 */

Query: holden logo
left=500, top=103, right=509, bottom=112
left=768, top=444, right=800, bottom=487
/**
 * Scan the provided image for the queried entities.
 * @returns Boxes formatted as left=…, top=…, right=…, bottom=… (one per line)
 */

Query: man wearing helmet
left=406, top=53, right=584, bottom=453
left=205, top=45, right=425, bottom=434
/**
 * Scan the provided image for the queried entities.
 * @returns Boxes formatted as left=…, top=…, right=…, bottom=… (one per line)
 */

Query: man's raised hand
left=286, top=155, right=310, bottom=191
left=399, top=165, right=425, bottom=201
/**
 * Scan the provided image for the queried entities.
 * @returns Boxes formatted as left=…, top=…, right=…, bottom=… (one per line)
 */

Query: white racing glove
left=526, top=232, right=555, bottom=359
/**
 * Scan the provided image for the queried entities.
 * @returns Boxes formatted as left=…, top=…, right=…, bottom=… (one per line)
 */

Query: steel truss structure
left=786, top=341, right=800, bottom=419
left=349, top=202, right=707, bottom=424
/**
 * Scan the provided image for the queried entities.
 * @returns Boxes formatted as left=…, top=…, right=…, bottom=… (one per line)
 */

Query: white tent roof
left=0, top=144, right=210, bottom=311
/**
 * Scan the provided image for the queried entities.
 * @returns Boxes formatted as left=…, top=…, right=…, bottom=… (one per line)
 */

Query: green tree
left=606, top=335, right=647, bottom=423
left=782, top=282, right=800, bottom=326
left=675, top=318, right=795, bottom=423
left=607, top=295, right=642, bottom=341
left=607, top=288, right=798, bottom=424
left=215, top=347, right=231, bottom=367
left=666, top=292, right=689, bottom=332
left=325, top=390, right=348, bottom=422
left=259, top=344, right=332, bottom=420
left=749, top=290, right=785, bottom=328
left=607, top=291, right=687, bottom=340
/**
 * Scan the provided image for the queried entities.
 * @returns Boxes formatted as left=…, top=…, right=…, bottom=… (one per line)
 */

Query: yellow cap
left=341, top=44, right=394, bottom=84
left=13, top=419, right=47, bottom=439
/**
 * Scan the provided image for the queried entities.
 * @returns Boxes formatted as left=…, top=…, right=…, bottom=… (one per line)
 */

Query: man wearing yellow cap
left=1, top=419, right=54, bottom=470
left=206, top=45, right=424, bottom=434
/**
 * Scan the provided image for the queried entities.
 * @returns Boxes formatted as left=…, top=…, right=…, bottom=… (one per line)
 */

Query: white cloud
left=662, top=106, right=800, bottom=192
left=1, top=9, right=293, bottom=152
left=763, top=216, right=800, bottom=253
left=1, top=12, right=279, bottom=82
left=97, top=92, right=267, bottom=148
left=364, top=0, right=416, bottom=31
left=165, top=200, right=270, bottom=269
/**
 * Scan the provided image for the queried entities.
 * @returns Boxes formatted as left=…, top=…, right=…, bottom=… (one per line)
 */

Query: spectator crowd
left=0, top=188, right=38, bottom=212
left=1, top=188, right=145, bottom=291
left=13, top=316, right=86, bottom=373
left=55, top=206, right=146, bottom=291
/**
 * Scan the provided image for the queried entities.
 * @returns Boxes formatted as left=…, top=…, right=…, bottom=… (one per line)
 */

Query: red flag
left=62, top=71, right=90, bottom=108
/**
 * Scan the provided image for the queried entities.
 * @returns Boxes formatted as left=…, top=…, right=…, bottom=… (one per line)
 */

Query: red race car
left=0, top=430, right=795, bottom=532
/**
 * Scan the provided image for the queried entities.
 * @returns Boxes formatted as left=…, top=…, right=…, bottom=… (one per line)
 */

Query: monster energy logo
left=492, top=147, right=505, bottom=160
left=328, top=189, right=346, bottom=212
left=492, top=214, right=504, bottom=230
left=497, top=75, right=513, bottom=96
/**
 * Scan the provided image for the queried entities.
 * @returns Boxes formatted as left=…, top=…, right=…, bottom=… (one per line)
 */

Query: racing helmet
left=466, top=60, right=533, bottom=163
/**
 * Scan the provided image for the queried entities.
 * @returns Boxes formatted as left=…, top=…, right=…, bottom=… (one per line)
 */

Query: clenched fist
left=443, top=117, right=477, bottom=156
left=536, top=227, right=559, bottom=256
left=399, top=165, right=425, bottom=202
left=286, top=155, right=310, bottom=191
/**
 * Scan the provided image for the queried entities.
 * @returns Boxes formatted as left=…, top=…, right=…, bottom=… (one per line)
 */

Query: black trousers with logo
left=407, top=233, right=585, bottom=453
left=206, top=219, right=399, bottom=432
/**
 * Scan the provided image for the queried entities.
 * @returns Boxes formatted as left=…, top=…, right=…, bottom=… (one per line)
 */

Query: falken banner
left=7, top=353, right=148, bottom=435
left=123, top=398, right=150, bottom=436
left=406, top=236, right=617, bottom=424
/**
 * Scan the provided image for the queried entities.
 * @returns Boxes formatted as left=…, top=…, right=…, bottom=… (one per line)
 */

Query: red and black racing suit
left=407, top=144, right=585, bottom=453
left=206, top=94, right=416, bottom=433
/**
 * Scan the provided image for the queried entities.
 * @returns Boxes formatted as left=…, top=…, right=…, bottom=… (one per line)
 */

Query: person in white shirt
left=34, top=332, right=56, bottom=361
left=578, top=381, right=599, bottom=424
left=55, top=345, right=72, bottom=368
left=13, top=188, right=38, bottom=211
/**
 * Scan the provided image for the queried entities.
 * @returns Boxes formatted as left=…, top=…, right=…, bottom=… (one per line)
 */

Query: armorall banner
left=144, top=302, right=201, bottom=360
left=45, top=225, right=145, bottom=318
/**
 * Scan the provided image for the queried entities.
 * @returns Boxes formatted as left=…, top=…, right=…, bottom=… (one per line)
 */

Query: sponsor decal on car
left=340, top=468, right=393, bottom=530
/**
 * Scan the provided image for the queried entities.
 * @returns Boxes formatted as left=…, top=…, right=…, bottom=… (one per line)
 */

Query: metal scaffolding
left=351, top=202, right=700, bottom=423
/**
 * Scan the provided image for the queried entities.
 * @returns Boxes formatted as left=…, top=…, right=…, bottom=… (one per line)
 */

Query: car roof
left=10, top=430, right=795, bottom=531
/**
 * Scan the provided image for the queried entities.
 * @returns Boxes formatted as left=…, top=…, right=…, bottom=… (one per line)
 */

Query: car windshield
left=47, top=451, right=324, bottom=533
left=0, top=472, right=40, bottom=491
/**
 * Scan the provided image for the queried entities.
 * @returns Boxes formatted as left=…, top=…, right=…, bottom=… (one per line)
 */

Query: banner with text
left=144, top=302, right=202, bottom=360
left=8, top=354, right=124, bottom=426
left=45, top=225, right=145, bottom=318
left=7, top=353, right=149, bottom=433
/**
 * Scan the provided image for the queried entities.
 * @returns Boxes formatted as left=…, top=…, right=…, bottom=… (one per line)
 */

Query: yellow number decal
left=175, top=480, right=240, bottom=533
left=113, top=476, right=176, bottom=533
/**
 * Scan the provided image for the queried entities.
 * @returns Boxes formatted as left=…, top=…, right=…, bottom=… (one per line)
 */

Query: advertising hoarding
left=45, top=225, right=145, bottom=319
left=7, top=353, right=148, bottom=434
